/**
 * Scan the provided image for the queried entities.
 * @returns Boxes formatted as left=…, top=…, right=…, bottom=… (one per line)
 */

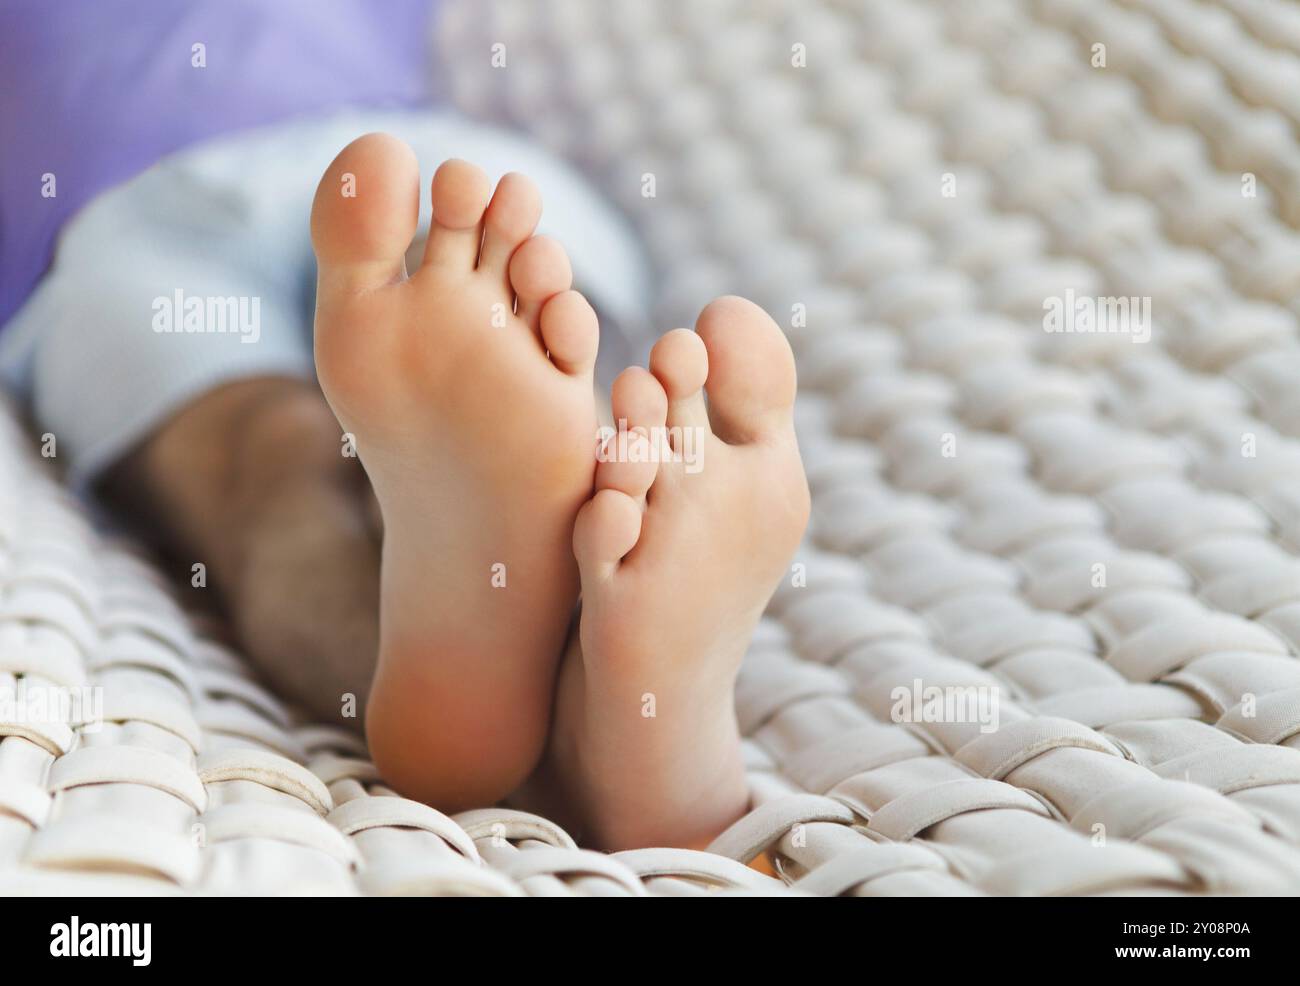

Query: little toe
left=540, top=290, right=599, bottom=376
left=573, top=489, right=643, bottom=583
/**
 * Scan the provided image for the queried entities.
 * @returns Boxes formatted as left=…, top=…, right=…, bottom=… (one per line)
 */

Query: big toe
left=695, top=296, right=797, bottom=445
left=311, top=132, right=420, bottom=293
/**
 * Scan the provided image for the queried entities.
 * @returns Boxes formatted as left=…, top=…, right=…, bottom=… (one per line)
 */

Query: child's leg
left=5, top=121, right=378, bottom=730
left=540, top=297, right=810, bottom=851
left=310, top=135, right=602, bottom=810
left=103, top=376, right=382, bottom=730
left=8, top=110, right=648, bottom=789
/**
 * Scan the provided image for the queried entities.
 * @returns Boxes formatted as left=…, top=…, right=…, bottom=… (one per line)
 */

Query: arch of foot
left=436, top=0, right=1300, bottom=893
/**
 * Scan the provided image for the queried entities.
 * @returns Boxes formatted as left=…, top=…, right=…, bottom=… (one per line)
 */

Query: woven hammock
left=3, top=0, right=1300, bottom=894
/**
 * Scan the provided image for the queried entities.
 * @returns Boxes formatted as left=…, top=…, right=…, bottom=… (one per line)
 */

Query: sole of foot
left=311, top=133, right=600, bottom=809
left=550, top=295, right=810, bottom=850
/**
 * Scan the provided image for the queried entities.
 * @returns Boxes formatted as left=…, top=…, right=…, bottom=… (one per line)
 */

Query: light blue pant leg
left=0, top=108, right=653, bottom=490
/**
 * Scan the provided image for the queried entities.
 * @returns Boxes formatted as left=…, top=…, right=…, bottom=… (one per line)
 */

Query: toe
left=510, top=236, right=573, bottom=330
left=695, top=296, right=797, bottom=444
left=649, top=328, right=711, bottom=435
left=478, top=172, right=543, bottom=291
left=597, top=367, right=668, bottom=500
left=311, top=133, right=420, bottom=294
left=574, top=489, right=643, bottom=582
left=421, top=159, right=492, bottom=272
left=540, top=290, right=599, bottom=376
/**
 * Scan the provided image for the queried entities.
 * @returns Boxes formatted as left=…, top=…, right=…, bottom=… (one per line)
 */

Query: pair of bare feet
left=310, top=134, right=809, bottom=850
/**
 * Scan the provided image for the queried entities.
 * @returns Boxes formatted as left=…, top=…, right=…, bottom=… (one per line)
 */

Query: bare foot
left=310, top=134, right=599, bottom=809
left=547, top=297, right=810, bottom=849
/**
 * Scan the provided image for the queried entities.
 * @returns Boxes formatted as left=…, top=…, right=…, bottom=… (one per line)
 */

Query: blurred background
left=433, top=0, right=1300, bottom=527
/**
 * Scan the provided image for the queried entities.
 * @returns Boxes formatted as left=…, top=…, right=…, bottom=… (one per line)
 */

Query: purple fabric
left=0, top=0, right=438, bottom=328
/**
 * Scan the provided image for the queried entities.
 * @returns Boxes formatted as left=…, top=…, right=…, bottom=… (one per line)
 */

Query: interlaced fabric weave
left=5, top=0, right=1300, bottom=894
